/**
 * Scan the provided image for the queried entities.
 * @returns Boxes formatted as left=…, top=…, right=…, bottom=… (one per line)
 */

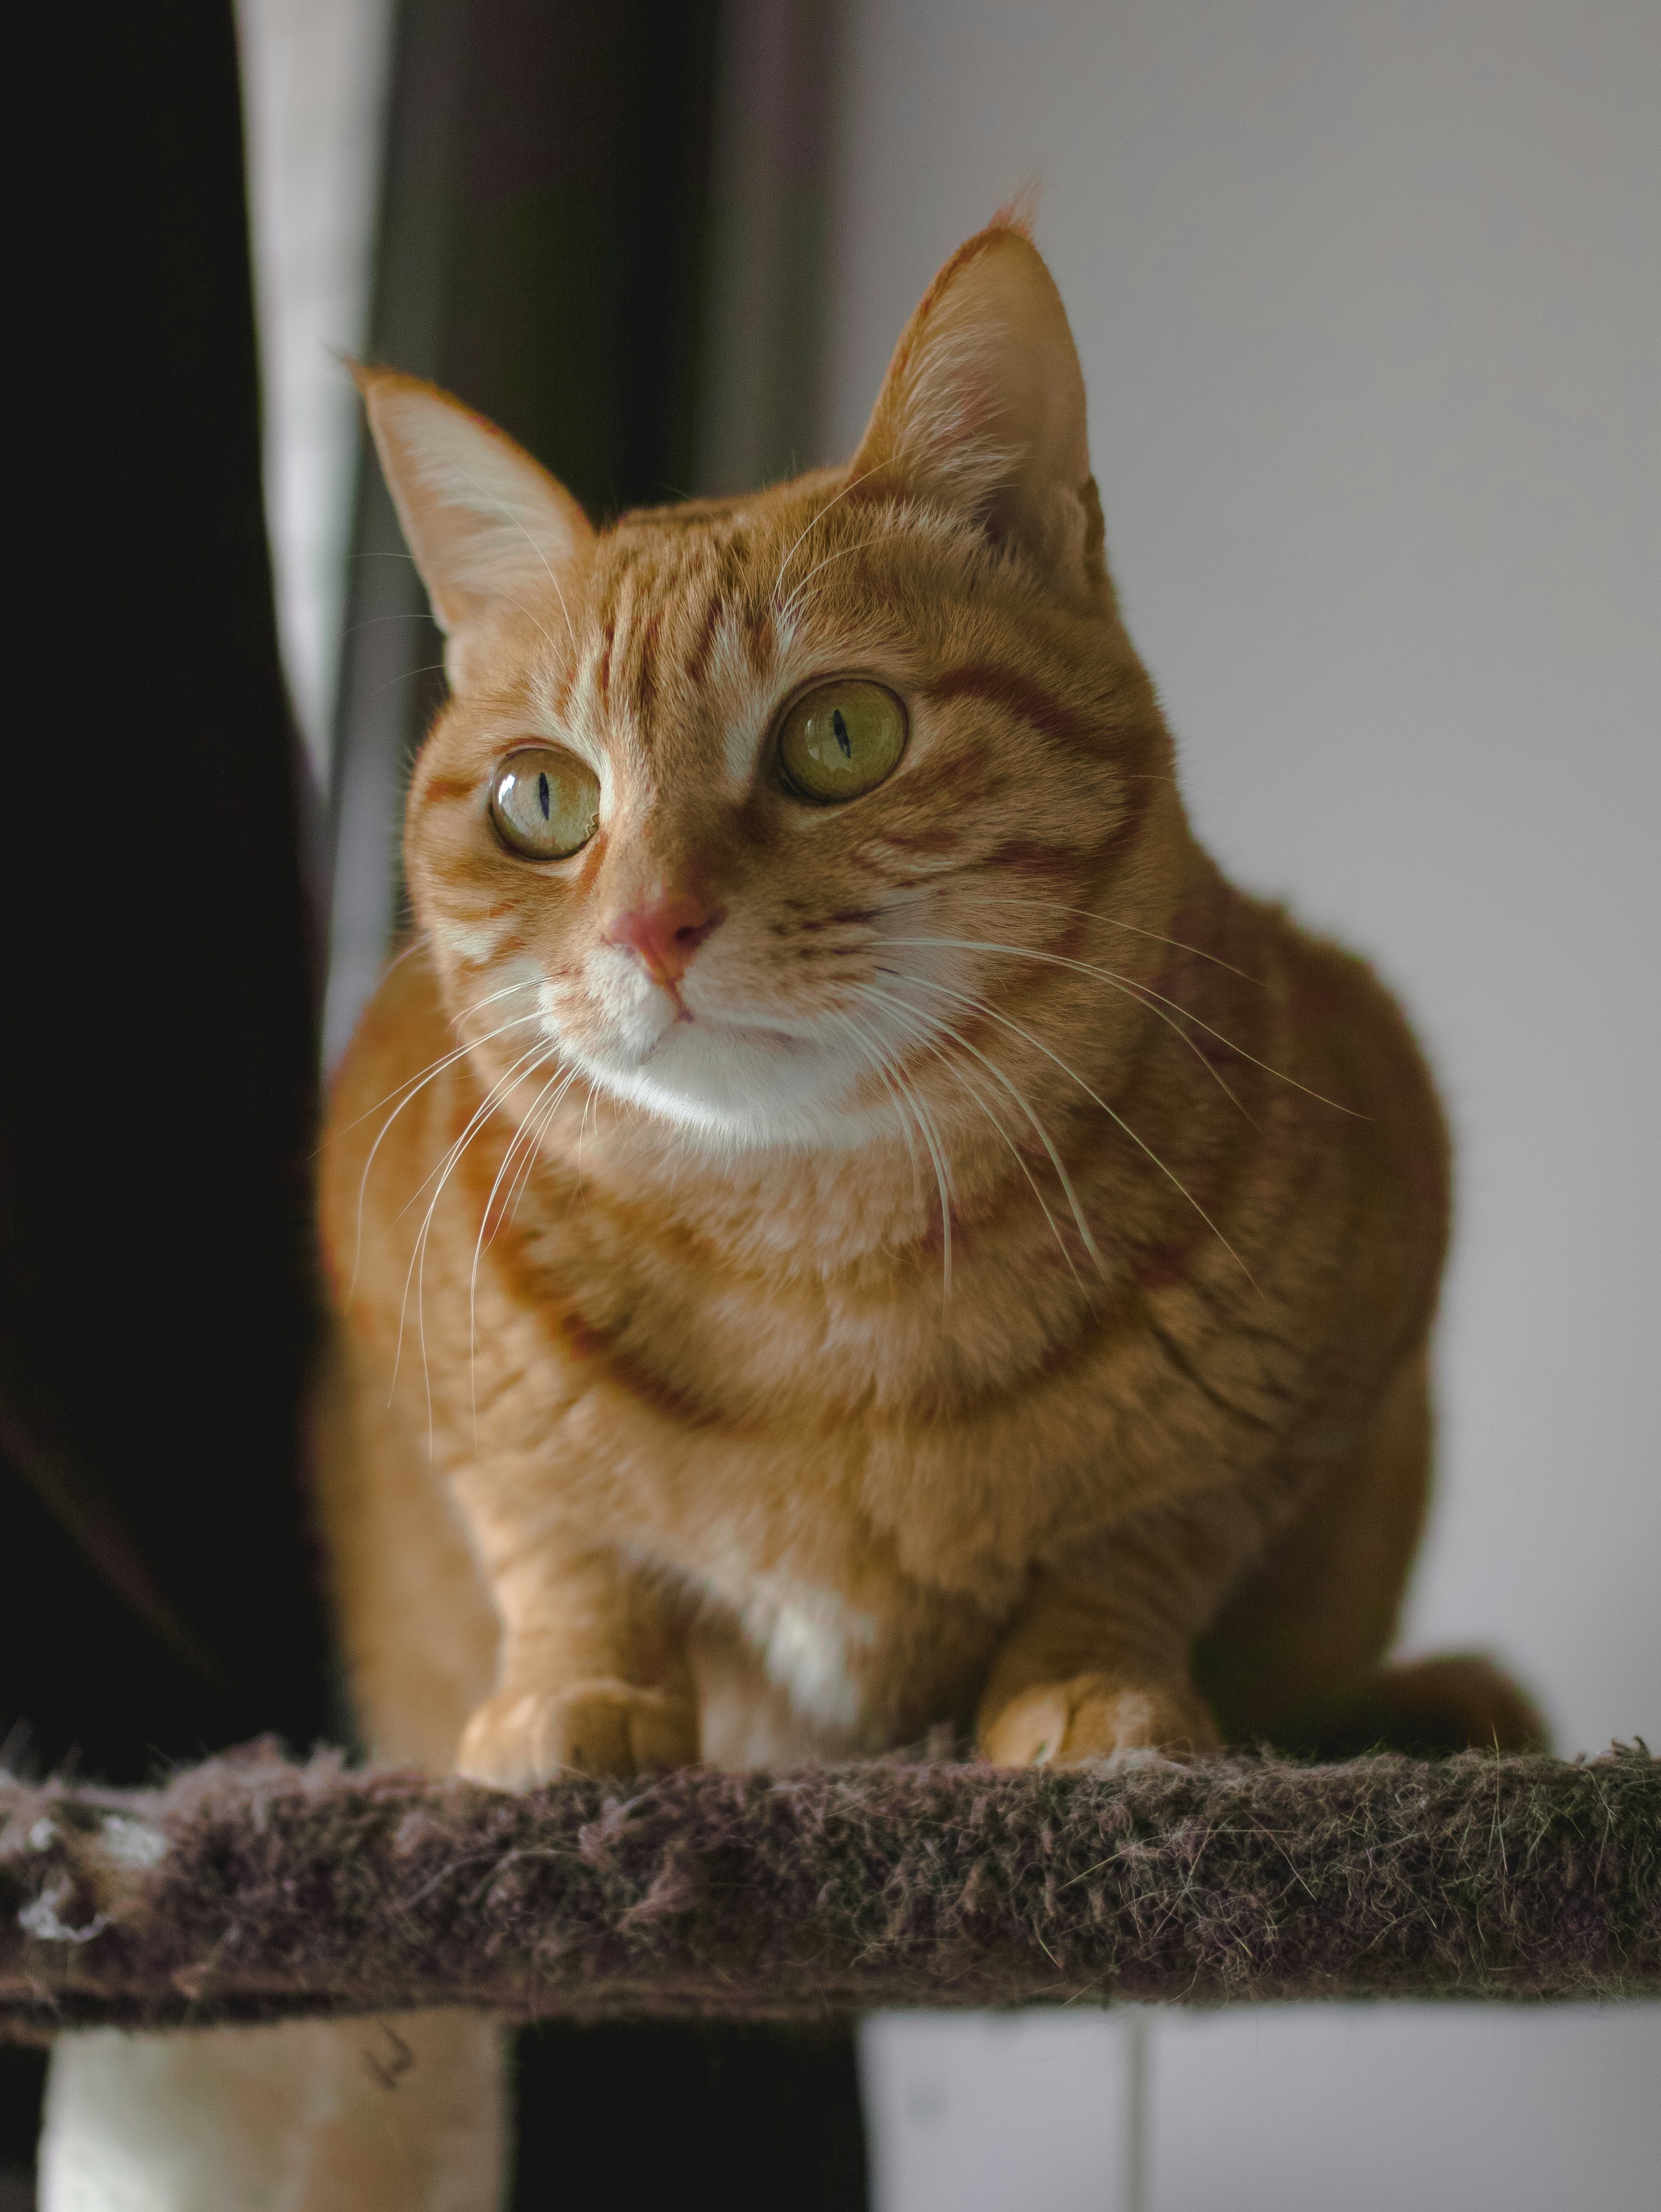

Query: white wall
left=236, top=0, right=393, bottom=781
left=864, top=2005, right=1661, bottom=2212
left=819, top=0, right=1660, bottom=1758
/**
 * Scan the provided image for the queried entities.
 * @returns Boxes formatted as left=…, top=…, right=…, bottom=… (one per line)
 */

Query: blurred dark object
left=1, top=0, right=330, bottom=1786
left=0, top=2044, right=41, bottom=2211
left=514, top=2023, right=868, bottom=2212
left=1, top=0, right=331, bottom=2175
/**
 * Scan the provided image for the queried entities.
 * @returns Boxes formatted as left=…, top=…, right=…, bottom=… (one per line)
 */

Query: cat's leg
left=976, top=1497, right=1246, bottom=1767
left=453, top=1540, right=699, bottom=1786
left=1194, top=1345, right=1545, bottom=1752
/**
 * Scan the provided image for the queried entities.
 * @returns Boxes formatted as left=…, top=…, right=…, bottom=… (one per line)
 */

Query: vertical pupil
left=831, top=707, right=851, bottom=758
left=537, top=771, right=551, bottom=820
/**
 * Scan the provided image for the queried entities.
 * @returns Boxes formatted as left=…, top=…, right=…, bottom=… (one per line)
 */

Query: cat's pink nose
left=603, top=889, right=722, bottom=989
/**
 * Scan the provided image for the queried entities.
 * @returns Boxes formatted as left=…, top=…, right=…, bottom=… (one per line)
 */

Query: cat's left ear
left=353, top=366, right=593, bottom=689
left=849, top=219, right=1107, bottom=606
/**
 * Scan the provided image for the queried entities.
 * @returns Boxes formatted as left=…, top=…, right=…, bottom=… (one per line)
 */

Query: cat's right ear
left=848, top=218, right=1107, bottom=608
left=353, top=366, right=592, bottom=689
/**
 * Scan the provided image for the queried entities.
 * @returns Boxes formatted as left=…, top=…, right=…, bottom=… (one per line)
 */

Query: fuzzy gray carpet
left=2, top=1743, right=1655, bottom=2040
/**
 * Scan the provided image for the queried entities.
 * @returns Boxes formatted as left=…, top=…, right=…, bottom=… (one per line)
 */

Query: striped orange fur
left=317, top=219, right=1539, bottom=1788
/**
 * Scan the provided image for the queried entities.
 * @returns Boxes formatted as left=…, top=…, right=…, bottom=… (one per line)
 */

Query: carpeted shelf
left=2, top=1743, right=1655, bottom=2041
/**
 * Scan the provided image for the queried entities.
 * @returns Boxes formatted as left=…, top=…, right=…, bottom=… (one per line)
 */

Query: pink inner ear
left=359, top=366, right=592, bottom=642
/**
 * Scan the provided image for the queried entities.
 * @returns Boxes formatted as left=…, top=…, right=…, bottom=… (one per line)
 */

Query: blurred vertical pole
left=697, top=0, right=843, bottom=495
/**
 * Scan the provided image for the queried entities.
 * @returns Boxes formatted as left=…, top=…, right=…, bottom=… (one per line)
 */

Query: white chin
left=585, top=1023, right=879, bottom=1150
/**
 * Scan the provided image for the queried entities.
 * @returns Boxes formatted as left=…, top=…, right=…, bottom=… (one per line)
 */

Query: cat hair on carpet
left=2, top=1742, right=1655, bottom=2040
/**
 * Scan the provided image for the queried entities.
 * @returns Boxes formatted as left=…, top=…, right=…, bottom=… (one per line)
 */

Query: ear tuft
left=849, top=221, right=1104, bottom=603
left=353, top=367, right=592, bottom=668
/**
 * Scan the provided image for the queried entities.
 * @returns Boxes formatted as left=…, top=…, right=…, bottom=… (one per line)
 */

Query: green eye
left=777, top=680, right=907, bottom=804
left=489, top=747, right=599, bottom=859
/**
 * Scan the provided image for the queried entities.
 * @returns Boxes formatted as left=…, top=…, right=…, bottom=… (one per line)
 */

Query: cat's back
left=1241, top=883, right=1451, bottom=1338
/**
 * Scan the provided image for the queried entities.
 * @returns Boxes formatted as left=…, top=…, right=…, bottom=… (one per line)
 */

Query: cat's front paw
left=455, top=1678, right=699, bottom=1788
left=981, top=1673, right=1220, bottom=1769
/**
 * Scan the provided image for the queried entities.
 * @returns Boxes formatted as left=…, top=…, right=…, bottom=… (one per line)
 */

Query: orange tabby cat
left=42, top=211, right=1557, bottom=2212
left=41, top=217, right=1543, bottom=2212
left=319, top=217, right=1537, bottom=1800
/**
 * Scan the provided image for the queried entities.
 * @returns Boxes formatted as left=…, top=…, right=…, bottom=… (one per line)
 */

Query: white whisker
left=958, top=892, right=1267, bottom=988
left=887, top=934, right=1356, bottom=1118
left=881, top=970, right=1262, bottom=1296
left=344, top=997, right=545, bottom=1296
left=832, top=1001, right=953, bottom=1293
left=390, top=1034, right=561, bottom=1418
left=468, top=1060, right=579, bottom=1442
left=856, top=986, right=1088, bottom=1294
left=829, top=1007, right=923, bottom=1202
left=857, top=981, right=1104, bottom=1281
left=770, top=464, right=884, bottom=606
left=778, top=525, right=902, bottom=631
left=884, top=932, right=1254, bottom=1124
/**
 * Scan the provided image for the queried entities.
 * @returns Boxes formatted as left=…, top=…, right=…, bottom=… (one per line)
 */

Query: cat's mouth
left=571, top=993, right=884, bottom=1148
left=646, top=1011, right=814, bottom=1058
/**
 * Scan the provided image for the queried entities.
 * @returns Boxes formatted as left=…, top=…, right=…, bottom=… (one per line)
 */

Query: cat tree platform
left=2, top=1743, right=1655, bottom=2040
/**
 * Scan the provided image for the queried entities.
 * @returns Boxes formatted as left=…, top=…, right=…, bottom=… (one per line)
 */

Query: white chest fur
left=737, top=1572, right=875, bottom=1727
left=673, top=1538, right=879, bottom=1736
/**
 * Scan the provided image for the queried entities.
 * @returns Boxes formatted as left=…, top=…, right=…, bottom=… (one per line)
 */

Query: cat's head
left=363, top=220, right=1188, bottom=1154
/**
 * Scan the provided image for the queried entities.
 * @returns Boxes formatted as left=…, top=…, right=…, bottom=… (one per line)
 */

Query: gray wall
left=818, top=0, right=1660, bottom=1757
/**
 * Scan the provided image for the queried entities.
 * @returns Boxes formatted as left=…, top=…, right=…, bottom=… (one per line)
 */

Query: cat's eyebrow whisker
left=856, top=981, right=1105, bottom=1282
left=770, top=463, right=885, bottom=606
left=855, top=987, right=1089, bottom=1295
left=884, top=969, right=1263, bottom=1299
left=887, top=935, right=1357, bottom=1119
left=503, top=589, right=570, bottom=661
left=777, top=524, right=902, bottom=632
left=370, top=660, right=449, bottom=703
